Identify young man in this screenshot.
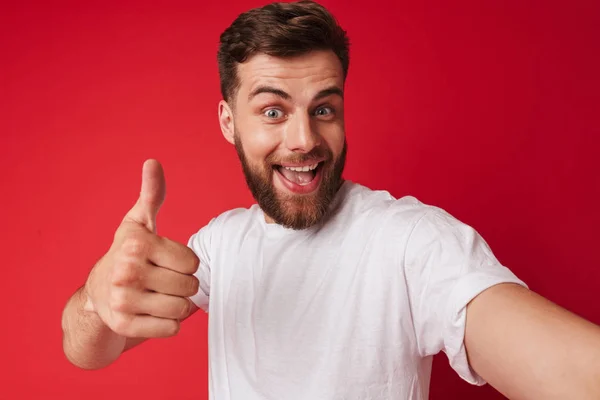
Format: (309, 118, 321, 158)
(61, 1, 600, 399)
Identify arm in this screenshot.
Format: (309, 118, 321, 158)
(61, 286, 126, 370)
(61, 285, 199, 370)
(465, 283, 600, 399)
(62, 160, 202, 370)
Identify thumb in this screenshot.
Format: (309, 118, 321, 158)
(124, 159, 166, 232)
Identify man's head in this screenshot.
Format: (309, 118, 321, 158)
(216, 1, 350, 230)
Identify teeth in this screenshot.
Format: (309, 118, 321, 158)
(283, 163, 318, 172)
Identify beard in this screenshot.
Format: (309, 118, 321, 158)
(234, 132, 347, 230)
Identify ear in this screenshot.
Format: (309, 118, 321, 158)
(218, 100, 235, 145)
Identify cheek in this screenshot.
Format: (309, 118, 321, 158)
(321, 124, 345, 156)
(239, 124, 281, 164)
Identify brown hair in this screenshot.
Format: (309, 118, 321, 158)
(217, 0, 350, 103)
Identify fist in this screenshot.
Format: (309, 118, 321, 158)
(84, 159, 200, 338)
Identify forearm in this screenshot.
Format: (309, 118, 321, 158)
(466, 283, 600, 399)
(61, 286, 126, 370)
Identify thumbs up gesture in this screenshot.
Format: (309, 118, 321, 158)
(84, 160, 200, 338)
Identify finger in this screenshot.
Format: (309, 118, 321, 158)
(148, 236, 200, 275)
(109, 312, 180, 338)
(110, 287, 191, 320)
(124, 159, 166, 233)
(143, 265, 200, 297)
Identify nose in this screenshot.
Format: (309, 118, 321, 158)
(283, 112, 321, 153)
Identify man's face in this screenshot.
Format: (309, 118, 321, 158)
(219, 50, 346, 230)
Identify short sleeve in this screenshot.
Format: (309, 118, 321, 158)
(403, 208, 527, 385)
(187, 218, 216, 313)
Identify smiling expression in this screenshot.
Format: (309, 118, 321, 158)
(218, 50, 347, 230)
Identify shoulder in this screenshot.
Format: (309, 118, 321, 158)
(210, 205, 260, 230)
(188, 205, 260, 248)
(341, 181, 438, 232)
(340, 182, 480, 253)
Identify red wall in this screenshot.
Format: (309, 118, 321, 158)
(2, 0, 599, 398)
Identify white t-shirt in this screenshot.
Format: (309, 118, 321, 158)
(188, 181, 526, 400)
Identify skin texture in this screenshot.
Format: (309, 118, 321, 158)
(465, 283, 600, 399)
(218, 50, 347, 229)
(62, 160, 201, 369)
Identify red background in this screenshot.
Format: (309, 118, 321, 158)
(1, 0, 599, 399)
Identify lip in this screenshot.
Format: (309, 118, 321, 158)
(278, 158, 326, 168)
(273, 162, 323, 194)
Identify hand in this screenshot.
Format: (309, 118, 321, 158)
(84, 159, 200, 338)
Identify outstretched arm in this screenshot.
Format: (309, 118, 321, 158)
(465, 283, 600, 399)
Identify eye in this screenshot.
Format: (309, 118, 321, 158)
(314, 106, 334, 117)
(264, 109, 284, 119)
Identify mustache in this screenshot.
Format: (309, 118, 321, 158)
(266, 147, 332, 165)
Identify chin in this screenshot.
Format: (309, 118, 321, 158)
(269, 189, 330, 230)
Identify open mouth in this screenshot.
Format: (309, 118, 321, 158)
(271, 161, 325, 194)
(273, 162, 322, 186)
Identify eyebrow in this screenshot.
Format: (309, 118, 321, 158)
(248, 85, 344, 102)
(248, 86, 291, 101)
(314, 86, 344, 100)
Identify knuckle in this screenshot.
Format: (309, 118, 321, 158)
(108, 289, 130, 312)
(111, 260, 139, 286)
(178, 247, 199, 274)
(122, 236, 148, 258)
(166, 320, 180, 336)
(187, 276, 200, 297)
(178, 298, 191, 319)
(111, 314, 133, 336)
(189, 252, 200, 273)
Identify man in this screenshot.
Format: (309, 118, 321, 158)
(61, 1, 600, 399)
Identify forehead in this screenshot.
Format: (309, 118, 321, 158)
(236, 50, 344, 102)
